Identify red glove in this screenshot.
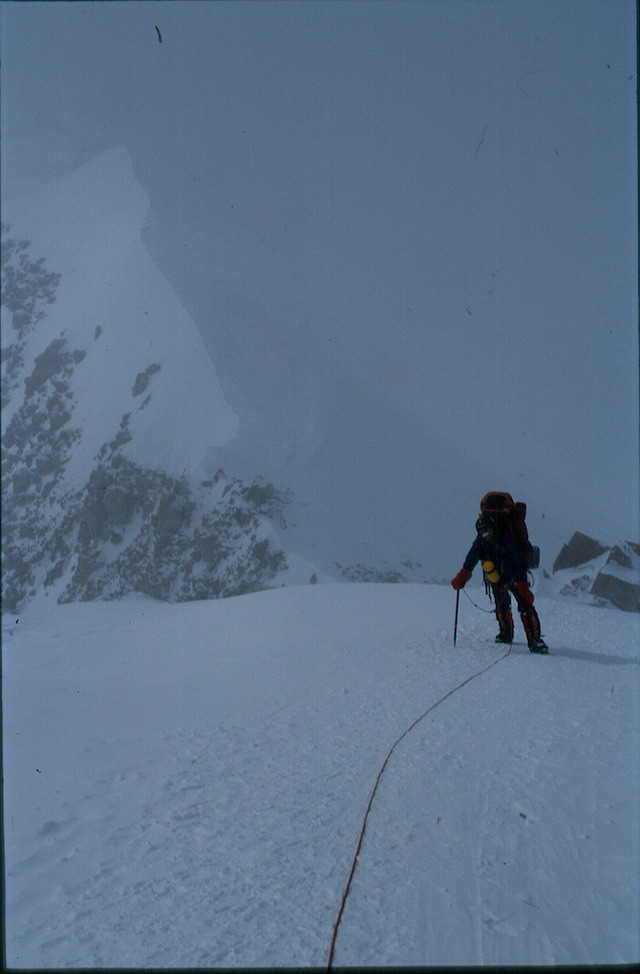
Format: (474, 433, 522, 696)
(451, 569, 472, 590)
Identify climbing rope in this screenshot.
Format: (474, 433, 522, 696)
(463, 587, 495, 612)
(327, 642, 512, 970)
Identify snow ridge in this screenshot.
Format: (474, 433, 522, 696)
(1, 154, 297, 611)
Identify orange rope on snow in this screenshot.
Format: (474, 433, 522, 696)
(327, 643, 513, 970)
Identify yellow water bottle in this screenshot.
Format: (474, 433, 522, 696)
(482, 560, 500, 583)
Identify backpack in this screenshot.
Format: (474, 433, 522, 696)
(480, 491, 540, 570)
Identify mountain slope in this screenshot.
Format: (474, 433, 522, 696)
(1, 149, 297, 611)
(2, 147, 238, 479)
(3, 148, 637, 611)
(3, 584, 639, 967)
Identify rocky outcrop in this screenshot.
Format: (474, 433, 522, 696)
(1, 337, 291, 610)
(58, 461, 289, 605)
(552, 532, 640, 612)
(590, 543, 640, 613)
(552, 532, 610, 572)
(1, 231, 290, 612)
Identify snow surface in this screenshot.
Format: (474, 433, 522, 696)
(3, 582, 639, 968)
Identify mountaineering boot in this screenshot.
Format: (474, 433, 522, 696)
(520, 607, 548, 654)
(528, 634, 549, 654)
(495, 630, 513, 644)
(495, 602, 514, 644)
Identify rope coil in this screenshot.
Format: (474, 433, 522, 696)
(327, 643, 512, 970)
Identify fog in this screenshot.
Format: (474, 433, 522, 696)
(2, 0, 637, 573)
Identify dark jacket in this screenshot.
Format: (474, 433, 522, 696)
(463, 532, 527, 583)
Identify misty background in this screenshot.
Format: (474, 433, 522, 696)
(1, 0, 637, 580)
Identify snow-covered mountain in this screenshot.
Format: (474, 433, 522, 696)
(0, 148, 492, 611)
(1, 149, 317, 611)
(2, 147, 240, 476)
(2, 148, 638, 613)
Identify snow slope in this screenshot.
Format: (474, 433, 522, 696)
(3, 583, 638, 968)
(2, 147, 238, 485)
(2, 152, 300, 611)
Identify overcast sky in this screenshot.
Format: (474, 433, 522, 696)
(1, 0, 638, 564)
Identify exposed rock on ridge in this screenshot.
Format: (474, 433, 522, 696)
(552, 532, 640, 612)
(1, 226, 290, 613)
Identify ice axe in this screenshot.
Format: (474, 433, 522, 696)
(453, 588, 460, 646)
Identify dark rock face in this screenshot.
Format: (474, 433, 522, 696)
(58, 459, 289, 606)
(590, 570, 640, 613)
(552, 533, 640, 613)
(552, 532, 610, 572)
(589, 542, 640, 613)
(1, 227, 63, 410)
(2, 327, 84, 611)
(1, 230, 290, 613)
(605, 544, 634, 570)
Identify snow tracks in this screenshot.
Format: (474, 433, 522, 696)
(3, 586, 639, 966)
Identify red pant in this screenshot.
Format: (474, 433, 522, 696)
(492, 580, 539, 641)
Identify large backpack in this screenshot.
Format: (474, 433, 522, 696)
(480, 491, 540, 570)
